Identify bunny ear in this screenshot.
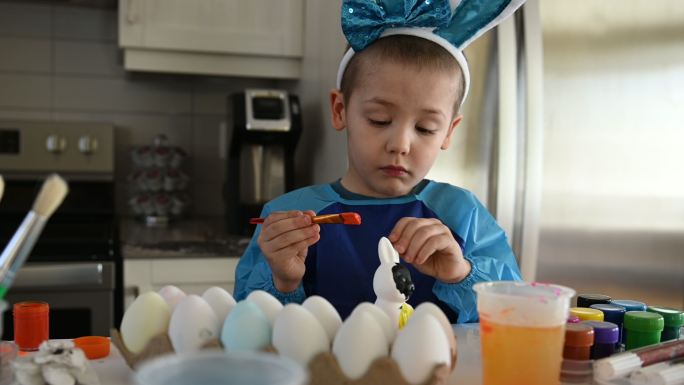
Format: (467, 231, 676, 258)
(378, 237, 400, 265)
(436, 0, 526, 50)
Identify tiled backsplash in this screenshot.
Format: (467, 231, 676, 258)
(0, 2, 278, 216)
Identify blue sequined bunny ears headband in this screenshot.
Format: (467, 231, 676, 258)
(337, 0, 526, 106)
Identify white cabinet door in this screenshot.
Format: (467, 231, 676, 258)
(120, 0, 304, 57)
(124, 258, 238, 311)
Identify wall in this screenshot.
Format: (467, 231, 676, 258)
(0, 2, 276, 216)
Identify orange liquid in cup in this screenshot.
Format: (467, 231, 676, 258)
(13, 301, 49, 351)
(480, 318, 565, 385)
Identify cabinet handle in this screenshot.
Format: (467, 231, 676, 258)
(126, 0, 139, 24)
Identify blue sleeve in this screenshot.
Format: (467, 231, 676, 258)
(233, 202, 306, 304)
(422, 185, 522, 323)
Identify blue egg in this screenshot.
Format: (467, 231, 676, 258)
(221, 300, 271, 352)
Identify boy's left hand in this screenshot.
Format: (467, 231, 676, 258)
(389, 217, 471, 284)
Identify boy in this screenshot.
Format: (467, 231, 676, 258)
(235, 0, 525, 323)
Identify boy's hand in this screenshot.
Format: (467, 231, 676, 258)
(257, 210, 320, 292)
(389, 217, 471, 284)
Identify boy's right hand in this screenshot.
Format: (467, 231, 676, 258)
(257, 210, 320, 293)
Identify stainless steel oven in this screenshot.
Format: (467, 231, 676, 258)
(0, 121, 122, 339)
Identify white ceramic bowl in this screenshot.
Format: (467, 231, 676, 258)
(135, 350, 307, 385)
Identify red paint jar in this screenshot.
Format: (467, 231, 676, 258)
(13, 301, 49, 351)
(564, 322, 594, 360)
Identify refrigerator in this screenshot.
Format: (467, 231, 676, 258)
(428, 0, 684, 309)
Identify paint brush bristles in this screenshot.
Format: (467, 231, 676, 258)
(0, 175, 4, 203)
(32, 174, 69, 217)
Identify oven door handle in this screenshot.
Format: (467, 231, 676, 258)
(12, 262, 115, 290)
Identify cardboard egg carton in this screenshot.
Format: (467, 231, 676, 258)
(110, 329, 452, 385)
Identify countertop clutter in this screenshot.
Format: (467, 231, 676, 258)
(121, 218, 250, 259)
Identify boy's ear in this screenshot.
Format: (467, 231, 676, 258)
(441, 115, 462, 150)
(329, 89, 347, 131)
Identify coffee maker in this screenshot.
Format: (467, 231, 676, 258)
(226, 89, 302, 235)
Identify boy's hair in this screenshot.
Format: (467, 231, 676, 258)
(339, 35, 467, 117)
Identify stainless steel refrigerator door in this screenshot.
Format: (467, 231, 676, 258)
(536, 0, 684, 308)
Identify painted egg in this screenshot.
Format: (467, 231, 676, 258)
(220, 300, 271, 352)
(302, 295, 342, 343)
(246, 290, 283, 326)
(391, 313, 451, 384)
(120, 291, 171, 354)
(202, 286, 236, 325)
(272, 304, 329, 366)
(412, 302, 457, 368)
(168, 295, 220, 353)
(332, 308, 389, 379)
(351, 302, 396, 343)
(158, 285, 186, 311)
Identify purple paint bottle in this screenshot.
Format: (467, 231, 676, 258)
(582, 321, 619, 359)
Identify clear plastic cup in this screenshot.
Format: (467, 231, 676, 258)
(474, 281, 575, 385)
(135, 350, 307, 385)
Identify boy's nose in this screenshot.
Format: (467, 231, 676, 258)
(386, 128, 411, 155)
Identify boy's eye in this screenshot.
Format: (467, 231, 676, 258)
(416, 126, 436, 135)
(369, 119, 390, 126)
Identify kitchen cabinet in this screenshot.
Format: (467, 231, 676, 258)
(118, 0, 304, 78)
(124, 258, 239, 310)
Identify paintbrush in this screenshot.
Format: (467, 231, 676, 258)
(0, 175, 4, 204)
(249, 212, 362, 225)
(0, 174, 69, 299)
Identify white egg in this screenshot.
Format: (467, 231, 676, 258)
(391, 313, 451, 385)
(202, 286, 237, 324)
(302, 296, 342, 343)
(273, 304, 329, 366)
(221, 300, 271, 352)
(120, 291, 171, 354)
(246, 290, 283, 326)
(168, 295, 220, 353)
(332, 309, 389, 379)
(157, 285, 186, 311)
(412, 302, 457, 368)
(351, 302, 396, 343)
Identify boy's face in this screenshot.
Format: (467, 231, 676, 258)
(330, 61, 462, 198)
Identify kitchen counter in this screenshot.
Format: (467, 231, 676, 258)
(121, 218, 250, 259)
(92, 324, 485, 385)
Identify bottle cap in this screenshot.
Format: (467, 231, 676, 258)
(570, 307, 604, 321)
(565, 323, 595, 347)
(611, 299, 647, 312)
(582, 321, 620, 344)
(624, 311, 664, 332)
(577, 294, 612, 308)
(590, 303, 626, 325)
(73, 336, 110, 359)
(13, 301, 49, 316)
(647, 306, 684, 328)
(567, 314, 581, 324)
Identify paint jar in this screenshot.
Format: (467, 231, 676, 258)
(563, 323, 594, 360)
(624, 311, 664, 350)
(474, 281, 575, 385)
(567, 314, 581, 324)
(611, 299, 647, 312)
(590, 303, 626, 344)
(582, 321, 619, 359)
(646, 306, 684, 342)
(13, 301, 49, 351)
(570, 307, 604, 322)
(576, 293, 611, 308)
